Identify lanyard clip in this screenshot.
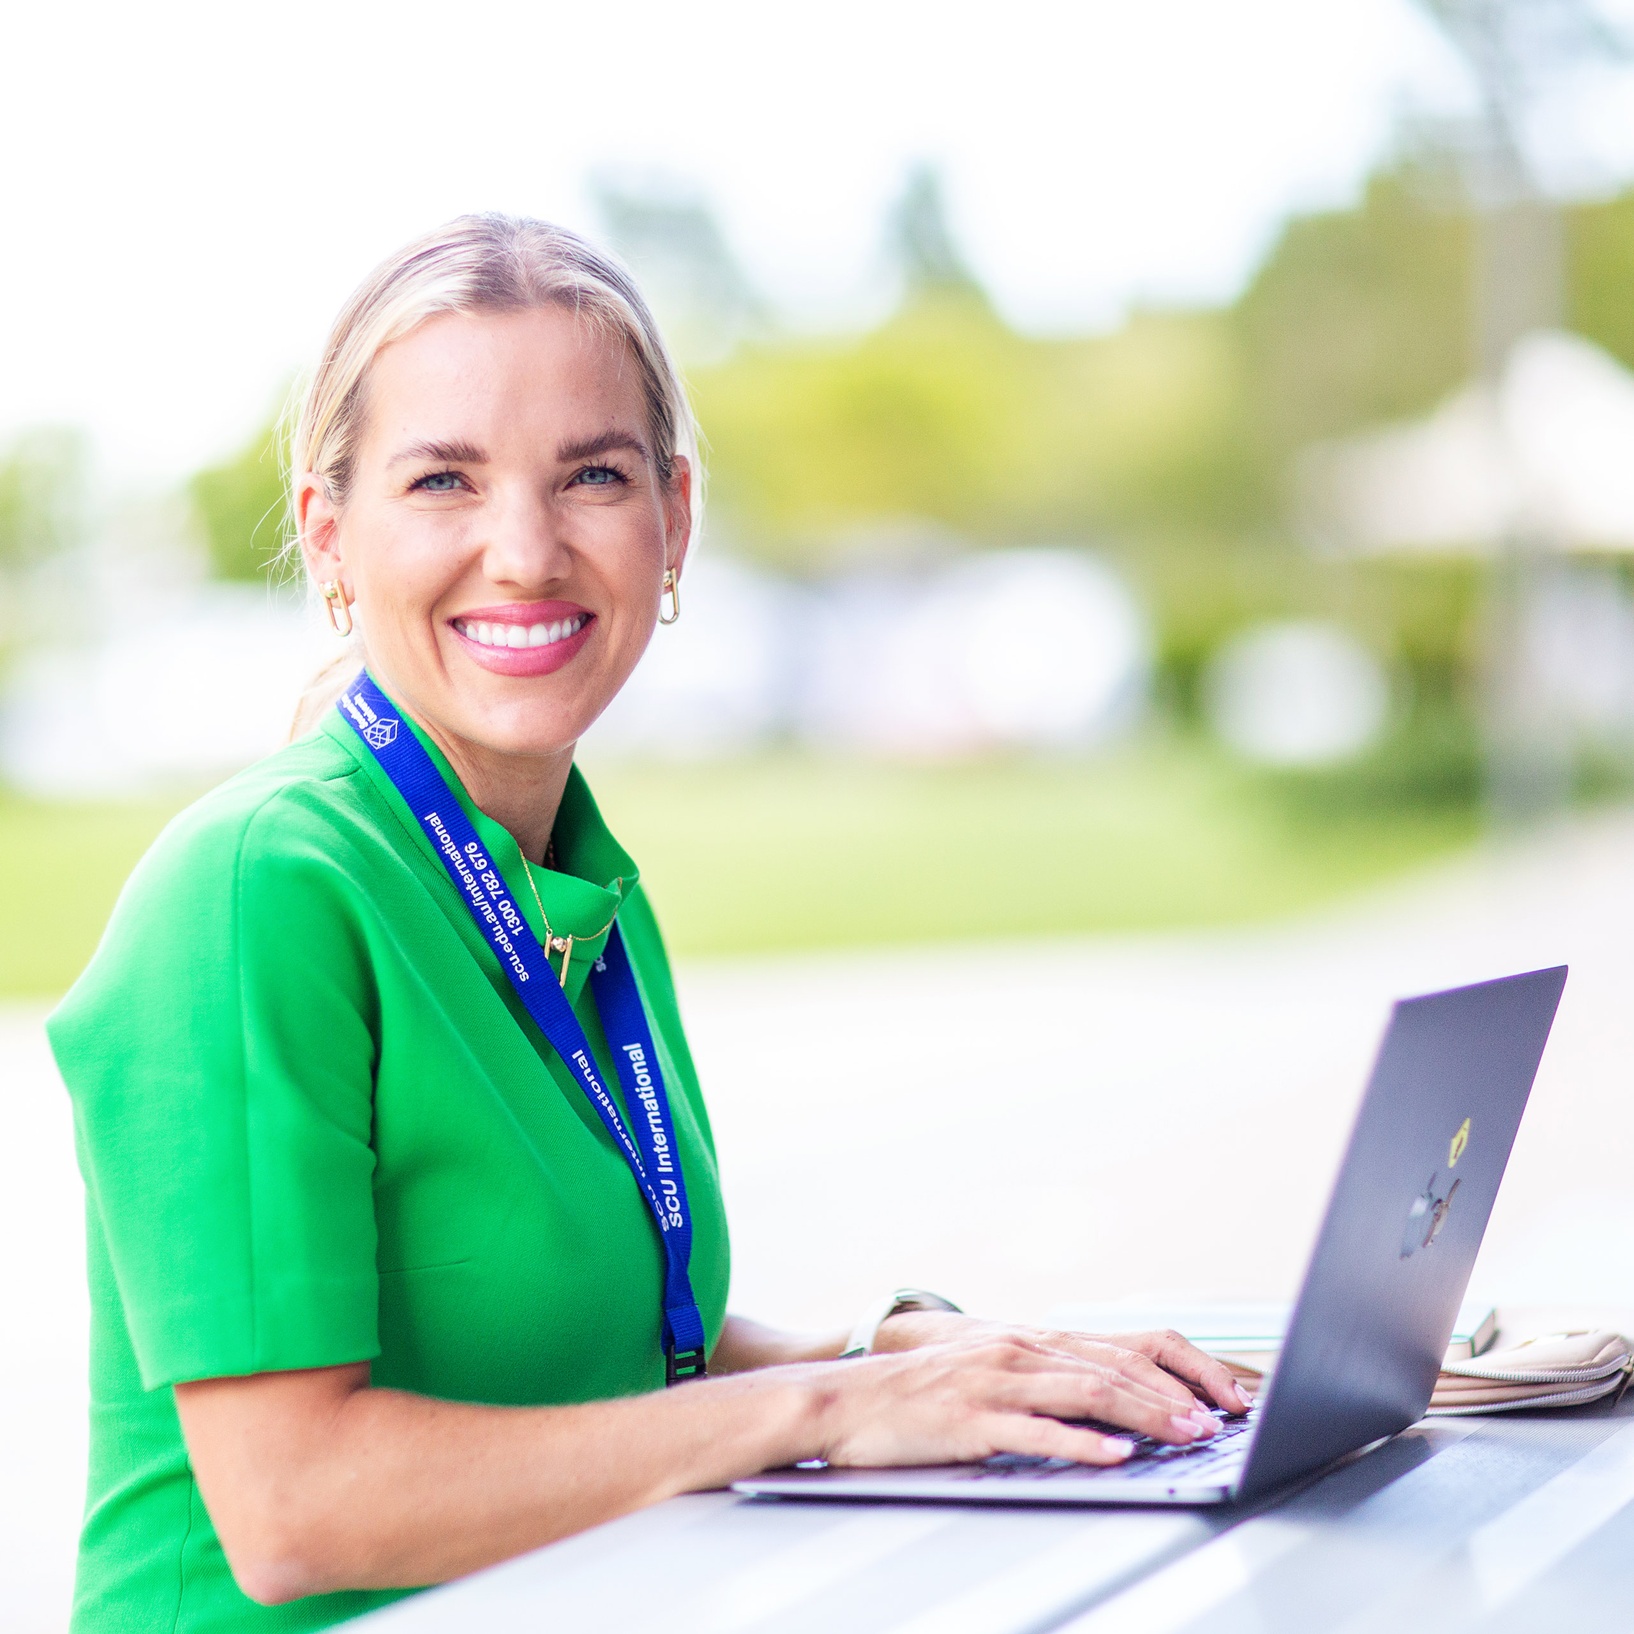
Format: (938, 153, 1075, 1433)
(665, 1345, 708, 1386)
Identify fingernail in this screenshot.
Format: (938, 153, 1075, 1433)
(1190, 1411, 1218, 1437)
(1104, 1437, 1135, 1458)
(1169, 1414, 1202, 1438)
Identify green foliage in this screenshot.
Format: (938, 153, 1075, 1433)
(690, 157, 1501, 570)
(1568, 189, 1634, 370)
(1234, 164, 1475, 455)
(1268, 699, 1485, 819)
(0, 427, 89, 573)
(189, 416, 287, 581)
(692, 293, 1266, 559)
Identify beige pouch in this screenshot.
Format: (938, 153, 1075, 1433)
(1214, 1330, 1633, 1416)
(1426, 1329, 1634, 1416)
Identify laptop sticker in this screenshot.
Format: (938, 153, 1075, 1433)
(1401, 1116, 1470, 1258)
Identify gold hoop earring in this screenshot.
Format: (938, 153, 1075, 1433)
(659, 568, 681, 625)
(321, 580, 354, 638)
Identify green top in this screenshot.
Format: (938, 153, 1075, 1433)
(47, 705, 731, 1634)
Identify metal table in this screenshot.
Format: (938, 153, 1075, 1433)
(352, 1393, 1634, 1633)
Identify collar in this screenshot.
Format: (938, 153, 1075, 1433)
(323, 699, 637, 1006)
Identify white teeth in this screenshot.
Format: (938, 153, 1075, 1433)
(457, 615, 586, 650)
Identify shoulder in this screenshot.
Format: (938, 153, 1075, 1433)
(118, 729, 379, 911)
(51, 732, 387, 1050)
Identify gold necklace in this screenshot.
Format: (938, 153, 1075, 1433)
(521, 839, 621, 989)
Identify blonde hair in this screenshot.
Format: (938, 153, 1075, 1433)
(286, 212, 697, 734)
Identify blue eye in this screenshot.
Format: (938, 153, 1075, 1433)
(414, 470, 463, 492)
(574, 465, 625, 487)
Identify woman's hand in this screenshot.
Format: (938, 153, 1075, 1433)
(864, 1311, 1245, 1424)
(798, 1319, 1250, 1471)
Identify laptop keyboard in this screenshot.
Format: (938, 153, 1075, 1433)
(966, 1406, 1257, 1483)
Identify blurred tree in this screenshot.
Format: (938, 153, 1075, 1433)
(593, 177, 763, 362)
(1569, 190, 1634, 367)
(0, 427, 89, 573)
(691, 299, 1265, 557)
(695, 161, 1267, 557)
(888, 165, 985, 298)
(1234, 160, 1474, 457)
(188, 415, 285, 580)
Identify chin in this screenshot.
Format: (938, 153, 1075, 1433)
(453, 691, 599, 759)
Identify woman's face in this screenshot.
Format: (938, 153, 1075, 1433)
(299, 305, 689, 764)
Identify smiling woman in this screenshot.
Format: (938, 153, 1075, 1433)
(45, 215, 1246, 1634)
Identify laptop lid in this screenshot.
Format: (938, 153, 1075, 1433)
(1238, 965, 1567, 1498)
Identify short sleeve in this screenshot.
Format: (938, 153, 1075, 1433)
(49, 788, 382, 1390)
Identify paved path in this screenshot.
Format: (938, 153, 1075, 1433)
(6, 811, 1634, 1630)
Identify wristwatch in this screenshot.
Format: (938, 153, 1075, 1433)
(841, 1288, 963, 1358)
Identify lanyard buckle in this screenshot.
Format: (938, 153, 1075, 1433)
(665, 1345, 708, 1386)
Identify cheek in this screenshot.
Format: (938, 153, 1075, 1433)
(591, 511, 667, 612)
(353, 512, 472, 625)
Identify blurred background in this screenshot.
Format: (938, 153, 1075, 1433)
(6, 0, 1634, 980)
(6, 0, 1634, 1626)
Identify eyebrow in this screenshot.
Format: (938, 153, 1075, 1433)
(386, 430, 652, 468)
(388, 438, 488, 468)
(557, 429, 651, 465)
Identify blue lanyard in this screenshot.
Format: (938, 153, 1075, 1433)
(338, 672, 707, 1384)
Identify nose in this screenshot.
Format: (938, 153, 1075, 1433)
(480, 481, 574, 592)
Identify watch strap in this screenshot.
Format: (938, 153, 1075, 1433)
(841, 1287, 962, 1358)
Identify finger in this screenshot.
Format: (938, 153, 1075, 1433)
(1111, 1330, 1253, 1414)
(978, 1343, 1211, 1432)
(976, 1410, 1137, 1467)
(989, 1360, 1219, 1444)
(1034, 1334, 1202, 1413)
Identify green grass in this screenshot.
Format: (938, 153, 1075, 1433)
(0, 793, 193, 998)
(0, 740, 1481, 998)
(589, 741, 1479, 957)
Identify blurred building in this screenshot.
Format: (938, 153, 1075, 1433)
(0, 582, 329, 797)
(797, 549, 1151, 758)
(1299, 330, 1634, 756)
(1299, 331, 1634, 556)
(590, 547, 1154, 763)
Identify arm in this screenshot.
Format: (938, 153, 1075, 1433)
(177, 1322, 1246, 1605)
(174, 1360, 816, 1604)
(707, 1312, 848, 1371)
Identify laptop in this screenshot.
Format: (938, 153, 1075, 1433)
(736, 965, 1567, 1508)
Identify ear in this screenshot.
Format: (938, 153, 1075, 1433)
(295, 472, 346, 589)
(663, 454, 694, 581)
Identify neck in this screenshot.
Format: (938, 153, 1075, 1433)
(360, 662, 576, 864)
(410, 715, 575, 867)
(441, 731, 575, 865)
